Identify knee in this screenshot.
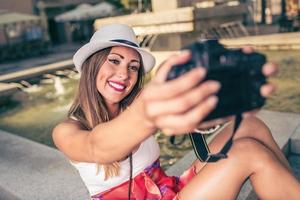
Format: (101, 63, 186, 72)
(229, 138, 275, 169)
(239, 116, 272, 140)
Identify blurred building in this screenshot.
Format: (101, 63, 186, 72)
(0, 11, 50, 62)
(253, 0, 299, 23)
(121, 0, 152, 12)
(0, 0, 103, 44)
(0, 0, 36, 14)
(55, 2, 118, 43)
(94, 0, 251, 51)
(250, 0, 300, 32)
(51, 0, 156, 44)
(36, 0, 103, 44)
(1, 0, 299, 45)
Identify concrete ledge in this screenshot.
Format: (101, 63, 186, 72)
(0, 185, 21, 200)
(0, 60, 73, 83)
(0, 130, 89, 200)
(291, 125, 300, 154)
(0, 83, 20, 97)
(257, 110, 300, 155)
(221, 32, 300, 50)
(289, 155, 300, 179)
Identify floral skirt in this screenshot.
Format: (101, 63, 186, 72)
(91, 159, 196, 200)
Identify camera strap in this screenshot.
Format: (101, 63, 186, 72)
(189, 114, 242, 162)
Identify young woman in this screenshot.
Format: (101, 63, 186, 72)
(53, 24, 300, 200)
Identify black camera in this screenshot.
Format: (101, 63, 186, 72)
(166, 39, 267, 121)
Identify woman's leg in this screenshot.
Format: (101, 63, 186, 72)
(179, 138, 300, 200)
(194, 116, 291, 172)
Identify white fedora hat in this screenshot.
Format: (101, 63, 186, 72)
(73, 24, 155, 73)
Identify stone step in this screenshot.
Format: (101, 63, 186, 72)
(0, 186, 21, 200)
(291, 125, 300, 155)
(0, 59, 73, 83)
(0, 130, 89, 200)
(289, 155, 300, 180)
(0, 83, 20, 99)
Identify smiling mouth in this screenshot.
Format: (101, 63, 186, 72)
(108, 81, 126, 92)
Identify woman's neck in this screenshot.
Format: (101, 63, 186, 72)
(107, 103, 120, 119)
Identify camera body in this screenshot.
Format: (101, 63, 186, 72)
(166, 39, 267, 121)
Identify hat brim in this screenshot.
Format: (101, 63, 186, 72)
(73, 40, 155, 73)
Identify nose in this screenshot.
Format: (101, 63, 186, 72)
(116, 65, 129, 80)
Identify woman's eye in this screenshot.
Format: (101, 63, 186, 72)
(108, 59, 120, 65)
(129, 66, 139, 72)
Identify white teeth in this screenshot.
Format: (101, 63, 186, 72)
(108, 81, 125, 90)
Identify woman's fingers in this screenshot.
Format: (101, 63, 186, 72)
(144, 47, 280, 136)
(244, 62, 278, 115)
(260, 83, 276, 97)
(144, 67, 206, 101)
(241, 46, 254, 54)
(260, 63, 278, 97)
(262, 62, 279, 77)
(241, 47, 278, 77)
(145, 80, 220, 117)
(157, 96, 219, 135)
(141, 51, 216, 135)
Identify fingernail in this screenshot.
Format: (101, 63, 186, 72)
(180, 50, 191, 56)
(263, 63, 278, 76)
(210, 81, 221, 91)
(208, 96, 218, 106)
(261, 84, 276, 97)
(196, 67, 206, 76)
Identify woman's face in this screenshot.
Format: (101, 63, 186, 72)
(96, 46, 141, 106)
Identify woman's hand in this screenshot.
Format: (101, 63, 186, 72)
(141, 51, 221, 135)
(242, 46, 278, 117)
(140, 47, 278, 135)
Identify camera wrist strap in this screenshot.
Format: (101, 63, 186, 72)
(189, 114, 243, 162)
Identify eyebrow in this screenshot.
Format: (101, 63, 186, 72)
(109, 53, 140, 63)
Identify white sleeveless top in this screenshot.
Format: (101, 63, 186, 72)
(70, 136, 160, 196)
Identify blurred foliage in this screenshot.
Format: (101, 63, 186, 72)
(262, 50, 300, 113)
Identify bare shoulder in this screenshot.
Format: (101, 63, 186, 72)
(53, 119, 81, 137)
(52, 119, 87, 148)
(52, 119, 93, 162)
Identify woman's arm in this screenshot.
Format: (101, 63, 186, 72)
(53, 49, 278, 165)
(52, 103, 155, 164)
(53, 51, 220, 164)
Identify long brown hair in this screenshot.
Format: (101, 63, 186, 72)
(68, 47, 145, 179)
